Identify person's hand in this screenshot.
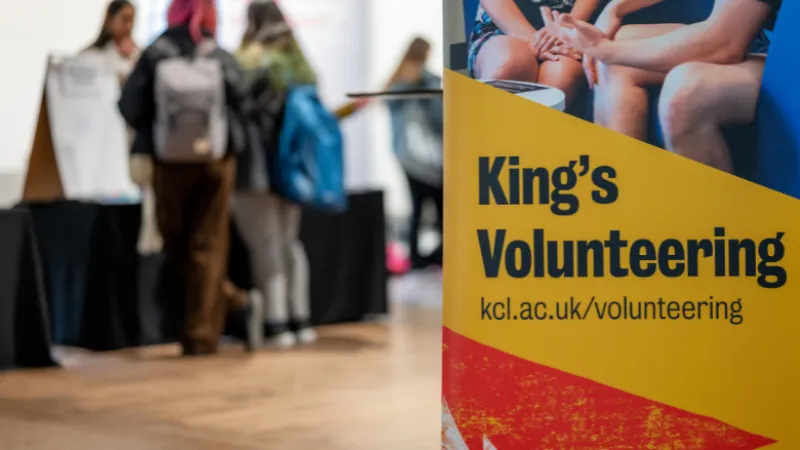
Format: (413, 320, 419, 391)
(129, 154, 153, 187)
(583, 8, 622, 88)
(594, 6, 623, 40)
(582, 55, 599, 87)
(540, 44, 583, 62)
(557, 14, 610, 58)
(530, 6, 561, 56)
(117, 37, 137, 59)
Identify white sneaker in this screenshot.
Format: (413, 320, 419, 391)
(296, 328, 318, 345)
(267, 331, 297, 349)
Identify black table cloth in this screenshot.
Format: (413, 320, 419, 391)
(0, 209, 56, 370)
(229, 190, 389, 327)
(15, 190, 388, 352)
(21, 201, 143, 351)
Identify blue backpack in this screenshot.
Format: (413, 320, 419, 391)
(274, 85, 347, 212)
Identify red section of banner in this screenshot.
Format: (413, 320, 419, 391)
(443, 327, 775, 449)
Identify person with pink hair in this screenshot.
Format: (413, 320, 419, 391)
(119, 0, 263, 356)
(166, 0, 218, 43)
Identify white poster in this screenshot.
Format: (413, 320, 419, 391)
(46, 52, 139, 201)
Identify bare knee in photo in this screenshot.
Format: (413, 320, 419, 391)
(539, 58, 584, 106)
(593, 24, 682, 138)
(474, 36, 540, 82)
(658, 58, 765, 172)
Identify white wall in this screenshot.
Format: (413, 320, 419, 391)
(367, 0, 443, 220)
(0, 3, 46, 174)
(0, 0, 110, 205)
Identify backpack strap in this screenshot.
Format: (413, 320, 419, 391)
(152, 37, 216, 59)
(152, 37, 181, 58)
(195, 39, 218, 58)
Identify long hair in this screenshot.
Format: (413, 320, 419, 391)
(387, 37, 431, 88)
(240, 0, 291, 48)
(167, 0, 218, 42)
(91, 0, 134, 49)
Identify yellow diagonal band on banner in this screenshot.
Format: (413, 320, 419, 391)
(443, 69, 800, 447)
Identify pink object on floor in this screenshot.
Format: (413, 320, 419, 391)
(386, 242, 411, 274)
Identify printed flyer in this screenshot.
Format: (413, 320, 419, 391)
(442, 0, 798, 448)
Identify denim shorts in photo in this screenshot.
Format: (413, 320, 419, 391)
(749, 30, 771, 56)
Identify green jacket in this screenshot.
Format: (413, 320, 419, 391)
(233, 37, 317, 192)
(235, 37, 316, 93)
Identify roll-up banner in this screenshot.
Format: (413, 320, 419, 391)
(442, 0, 798, 448)
(137, 0, 372, 190)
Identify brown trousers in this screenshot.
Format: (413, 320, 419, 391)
(153, 156, 245, 354)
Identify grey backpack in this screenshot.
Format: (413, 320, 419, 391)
(152, 38, 227, 162)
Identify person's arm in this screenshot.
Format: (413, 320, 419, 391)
(118, 48, 156, 129)
(218, 50, 247, 113)
(560, 0, 772, 73)
(593, 0, 667, 38)
(287, 37, 318, 85)
(480, 0, 538, 41)
(538, 0, 602, 61)
(333, 99, 367, 120)
(605, 0, 668, 19)
(575, 0, 666, 86)
(215, 49, 249, 156)
(569, 0, 604, 22)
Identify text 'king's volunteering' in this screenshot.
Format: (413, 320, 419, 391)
(477, 156, 787, 289)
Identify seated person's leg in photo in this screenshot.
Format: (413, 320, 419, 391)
(658, 56, 765, 173)
(559, 0, 780, 172)
(594, 24, 680, 140)
(468, 0, 603, 106)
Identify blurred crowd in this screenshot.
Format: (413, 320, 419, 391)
(89, 0, 442, 357)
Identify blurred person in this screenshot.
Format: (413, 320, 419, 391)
(557, 0, 782, 173)
(87, 0, 164, 255)
(118, 0, 263, 356)
(86, 0, 139, 78)
(386, 37, 444, 271)
(469, 0, 603, 105)
(232, 0, 318, 348)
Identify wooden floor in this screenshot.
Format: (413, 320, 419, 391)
(0, 303, 442, 449)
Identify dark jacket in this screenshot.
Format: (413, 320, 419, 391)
(233, 39, 317, 191)
(387, 70, 443, 158)
(118, 25, 247, 158)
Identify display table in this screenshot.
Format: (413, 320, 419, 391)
(9, 192, 388, 352)
(19, 201, 143, 351)
(0, 209, 56, 370)
(230, 190, 389, 327)
(15, 191, 388, 352)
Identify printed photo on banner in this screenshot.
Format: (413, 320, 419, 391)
(451, 0, 794, 196)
